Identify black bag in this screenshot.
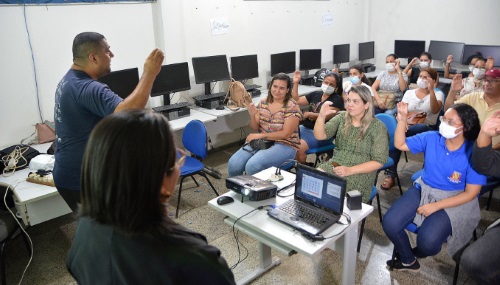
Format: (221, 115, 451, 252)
(248, 139, 275, 150)
(0, 145, 40, 175)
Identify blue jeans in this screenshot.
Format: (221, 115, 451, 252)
(382, 185, 452, 264)
(299, 125, 333, 149)
(228, 142, 297, 176)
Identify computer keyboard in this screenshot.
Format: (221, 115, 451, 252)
(193, 92, 226, 102)
(152, 102, 191, 113)
(281, 201, 330, 228)
(244, 84, 262, 90)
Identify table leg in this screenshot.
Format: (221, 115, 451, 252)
(237, 242, 281, 285)
(341, 224, 358, 285)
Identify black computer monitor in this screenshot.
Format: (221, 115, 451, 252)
(151, 62, 191, 106)
(230, 54, 259, 81)
(333, 44, 350, 65)
(270, 51, 296, 76)
(299, 49, 322, 71)
(359, 41, 375, 61)
(428, 40, 464, 63)
(98, 68, 139, 99)
(394, 40, 426, 59)
(462, 44, 500, 66)
(192, 55, 231, 94)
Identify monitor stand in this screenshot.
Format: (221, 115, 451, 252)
(162, 93, 171, 106)
(204, 82, 212, 95)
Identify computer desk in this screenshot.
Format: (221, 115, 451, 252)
(0, 143, 71, 226)
(167, 109, 217, 131)
(208, 167, 373, 285)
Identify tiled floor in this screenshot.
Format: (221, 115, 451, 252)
(3, 144, 499, 284)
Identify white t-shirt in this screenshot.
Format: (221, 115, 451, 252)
(402, 89, 444, 125)
(343, 81, 375, 97)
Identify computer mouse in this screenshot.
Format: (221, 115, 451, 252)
(215, 106, 225, 110)
(217, 196, 234, 205)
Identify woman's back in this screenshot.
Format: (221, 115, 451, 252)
(67, 217, 235, 285)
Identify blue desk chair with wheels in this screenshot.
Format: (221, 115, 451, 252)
(176, 120, 219, 218)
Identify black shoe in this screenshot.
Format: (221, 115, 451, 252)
(386, 258, 420, 273)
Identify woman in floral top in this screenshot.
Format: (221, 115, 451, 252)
(228, 73, 302, 176)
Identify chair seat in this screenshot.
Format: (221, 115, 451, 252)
(180, 156, 204, 176)
(306, 143, 335, 155)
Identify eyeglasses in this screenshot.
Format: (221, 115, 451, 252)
(170, 148, 186, 171)
(439, 116, 462, 127)
(483, 78, 500, 85)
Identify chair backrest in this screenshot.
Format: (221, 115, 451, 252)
(182, 120, 208, 159)
(375, 113, 397, 152)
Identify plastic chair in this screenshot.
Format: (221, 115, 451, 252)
(389, 223, 460, 285)
(357, 185, 382, 252)
(176, 120, 219, 218)
(375, 114, 403, 195)
(305, 143, 336, 167)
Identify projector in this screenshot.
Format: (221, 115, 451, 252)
(226, 175, 277, 201)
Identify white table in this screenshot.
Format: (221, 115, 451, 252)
(208, 167, 373, 285)
(0, 143, 71, 226)
(168, 109, 218, 131)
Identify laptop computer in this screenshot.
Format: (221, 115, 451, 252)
(267, 164, 347, 236)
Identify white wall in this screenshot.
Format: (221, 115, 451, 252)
(1, 0, 499, 149)
(368, 0, 500, 67)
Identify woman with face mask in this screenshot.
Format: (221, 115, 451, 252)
(403, 52, 433, 84)
(372, 54, 408, 115)
(292, 70, 344, 164)
(444, 54, 495, 79)
(380, 68, 445, 191)
(383, 103, 485, 273)
(459, 57, 487, 97)
(342, 65, 378, 103)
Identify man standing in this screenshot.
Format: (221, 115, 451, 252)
(54, 32, 164, 211)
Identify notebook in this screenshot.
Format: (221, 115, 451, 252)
(267, 164, 347, 235)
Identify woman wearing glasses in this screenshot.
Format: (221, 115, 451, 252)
(380, 68, 444, 191)
(383, 103, 485, 272)
(291, 70, 344, 164)
(67, 109, 235, 285)
(314, 85, 389, 202)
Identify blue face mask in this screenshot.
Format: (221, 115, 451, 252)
(350, 76, 360, 85)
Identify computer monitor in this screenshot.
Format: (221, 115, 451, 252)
(98, 68, 139, 99)
(394, 40, 426, 59)
(270, 51, 296, 76)
(333, 44, 350, 65)
(462, 44, 500, 66)
(428, 40, 464, 63)
(299, 49, 322, 71)
(151, 62, 191, 106)
(359, 41, 375, 61)
(230, 54, 259, 81)
(192, 55, 231, 94)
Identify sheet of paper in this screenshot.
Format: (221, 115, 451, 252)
(210, 17, 230, 35)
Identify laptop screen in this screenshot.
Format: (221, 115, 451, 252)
(295, 164, 346, 215)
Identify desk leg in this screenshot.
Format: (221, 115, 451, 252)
(237, 242, 281, 285)
(340, 225, 358, 285)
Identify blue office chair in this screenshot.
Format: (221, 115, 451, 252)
(175, 120, 220, 218)
(305, 143, 336, 167)
(375, 113, 403, 195)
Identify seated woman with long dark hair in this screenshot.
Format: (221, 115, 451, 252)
(67, 109, 235, 285)
(383, 103, 486, 272)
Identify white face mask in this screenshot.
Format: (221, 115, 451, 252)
(468, 65, 474, 72)
(419, 61, 430, 69)
(416, 78, 428, 89)
(439, 121, 462, 139)
(386, 63, 395, 72)
(472, 68, 486, 79)
(321, 84, 335, 95)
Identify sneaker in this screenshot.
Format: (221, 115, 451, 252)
(386, 258, 420, 273)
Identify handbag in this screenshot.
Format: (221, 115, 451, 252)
(225, 78, 252, 111)
(374, 91, 396, 109)
(249, 139, 275, 150)
(36, 121, 56, 143)
(406, 111, 427, 126)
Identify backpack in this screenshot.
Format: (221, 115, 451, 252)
(313, 68, 330, 87)
(225, 79, 252, 111)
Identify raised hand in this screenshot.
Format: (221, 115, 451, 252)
(409, 57, 418, 66)
(245, 101, 258, 117)
(450, 74, 463, 94)
(481, 110, 500, 138)
(396, 102, 408, 122)
(293, 70, 301, 84)
(446, 55, 453, 65)
(318, 101, 338, 118)
(143, 48, 164, 76)
(395, 59, 401, 71)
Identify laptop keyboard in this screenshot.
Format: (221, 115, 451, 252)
(280, 201, 330, 228)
